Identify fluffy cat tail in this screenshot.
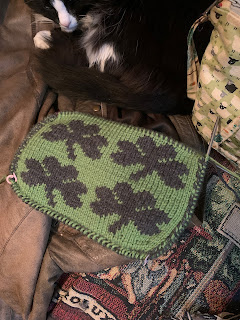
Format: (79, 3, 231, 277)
(36, 50, 191, 114)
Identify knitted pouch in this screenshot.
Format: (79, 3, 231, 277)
(10, 112, 206, 259)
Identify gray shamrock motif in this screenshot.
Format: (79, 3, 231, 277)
(91, 182, 170, 235)
(111, 136, 189, 189)
(21, 156, 87, 208)
(42, 120, 108, 160)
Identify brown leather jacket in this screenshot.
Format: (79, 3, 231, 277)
(0, 1, 205, 319)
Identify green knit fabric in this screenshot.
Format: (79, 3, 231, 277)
(10, 112, 207, 259)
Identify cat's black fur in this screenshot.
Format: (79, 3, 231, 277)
(26, 0, 213, 114)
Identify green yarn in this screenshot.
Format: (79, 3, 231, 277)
(10, 112, 207, 259)
(0, 176, 6, 184)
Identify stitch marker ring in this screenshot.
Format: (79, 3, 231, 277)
(6, 173, 17, 185)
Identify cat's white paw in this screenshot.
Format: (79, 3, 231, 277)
(33, 31, 51, 49)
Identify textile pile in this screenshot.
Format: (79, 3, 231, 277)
(49, 163, 240, 319)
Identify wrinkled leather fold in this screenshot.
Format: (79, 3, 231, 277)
(0, 0, 10, 24)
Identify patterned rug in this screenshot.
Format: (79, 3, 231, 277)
(48, 167, 240, 319)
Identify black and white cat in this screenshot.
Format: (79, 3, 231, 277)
(26, 0, 212, 114)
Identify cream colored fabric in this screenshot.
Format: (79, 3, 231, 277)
(189, 0, 240, 167)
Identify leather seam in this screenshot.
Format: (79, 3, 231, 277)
(47, 237, 103, 270)
(72, 238, 103, 266)
(0, 207, 34, 258)
(26, 12, 48, 114)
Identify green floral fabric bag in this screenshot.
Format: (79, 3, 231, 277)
(188, 0, 240, 168)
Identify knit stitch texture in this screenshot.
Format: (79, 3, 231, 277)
(10, 112, 206, 259)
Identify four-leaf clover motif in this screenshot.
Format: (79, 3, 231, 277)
(91, 182, 170, 235)
(42, 120, 108, 160)
(111, 136, 189, 189)
(21, 156, 87, 208)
